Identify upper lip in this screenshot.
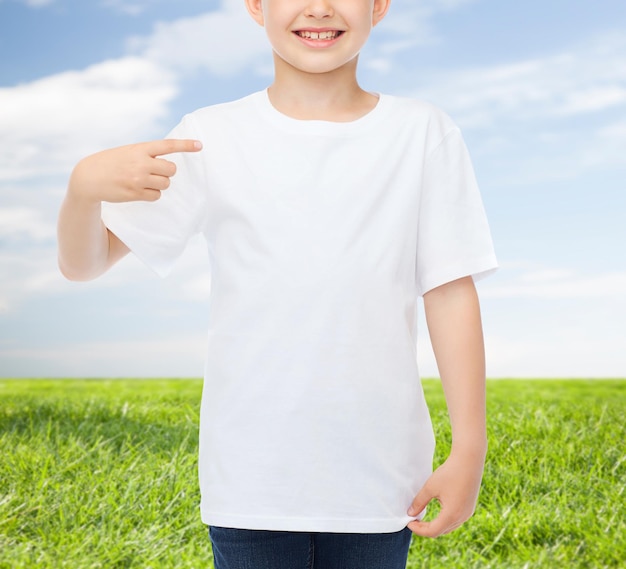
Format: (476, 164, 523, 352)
(293, 27, 344, 33)
(293, 27, 345, 34)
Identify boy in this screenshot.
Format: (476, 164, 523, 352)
(57, 0, 498, 567)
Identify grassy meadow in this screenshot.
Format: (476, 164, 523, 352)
(0, 378, 624, 568)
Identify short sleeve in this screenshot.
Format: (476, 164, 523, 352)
(101, 116, 207, 278)
(415, 128, 498, 296)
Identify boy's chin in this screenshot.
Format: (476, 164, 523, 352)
(273, 53, 360, 77)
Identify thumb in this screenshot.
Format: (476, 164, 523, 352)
(407, 484, 434, 518)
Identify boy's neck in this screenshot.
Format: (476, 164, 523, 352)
(267, 54, 378, 122)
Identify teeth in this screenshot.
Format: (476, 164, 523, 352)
(298, 30, 339, 40)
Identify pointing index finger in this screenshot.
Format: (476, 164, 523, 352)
(147, 139, 203, 157)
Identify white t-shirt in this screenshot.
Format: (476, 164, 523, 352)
(101, 90, 498, 533)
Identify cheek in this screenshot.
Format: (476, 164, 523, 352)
(264, 23, 286, 48)
(264, 14, 292, 38)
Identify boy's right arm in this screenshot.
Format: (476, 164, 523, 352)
(57, 139, 202, 281)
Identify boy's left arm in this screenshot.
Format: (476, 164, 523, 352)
(407, 275, 488, 538)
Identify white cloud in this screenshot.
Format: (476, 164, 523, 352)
(0, 250, 60, 314)
(599, 120, 626, 139)
(101, 0, 145, 15)
(131, 0, 270, 75)
(480, 266, 626, 299)
(0, 56, 178, 181)
(409, 32, 626, 128)
(12, 0, 54, 7)
(483, 331, 626, 378)
(582, 119, 626, 170)
(557, 86, 626, 116)
(0, 207, 56, 241)
(415, 262, 626, 378)
(0, 242, 155, 315)
(378, 0, 476, 35)
(375, 6, 436, 44)
(364, 0, 478, 71)
(0, 224, 209, 315)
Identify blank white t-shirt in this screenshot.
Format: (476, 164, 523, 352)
(101, 90, 498, 533)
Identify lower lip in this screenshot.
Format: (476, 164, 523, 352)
(293, 33, 343, 49)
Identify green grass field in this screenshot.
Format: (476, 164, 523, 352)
(0, 378, 624, 568)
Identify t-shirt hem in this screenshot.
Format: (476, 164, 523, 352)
(201, 511, 417, 534)
(418, 255, 499, 297)
(101, 205, 174, 279)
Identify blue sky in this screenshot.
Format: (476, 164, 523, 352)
(1, 0, 625, 378)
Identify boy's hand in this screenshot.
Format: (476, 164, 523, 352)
(68, 139, 202, 205)
(406, 444, 486, 538)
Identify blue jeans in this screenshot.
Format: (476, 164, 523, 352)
(209, 526, 413, 569)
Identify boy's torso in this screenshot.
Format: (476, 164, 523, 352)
(100, 90, 480, 532)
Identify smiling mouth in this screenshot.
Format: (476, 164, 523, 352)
(295, 30, 344, 40)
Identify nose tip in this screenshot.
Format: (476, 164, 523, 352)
(304, 0, 335, 19)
